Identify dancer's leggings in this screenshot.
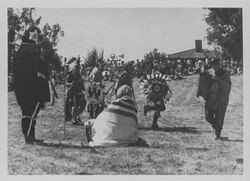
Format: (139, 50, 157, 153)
(20, 101, 41, 137)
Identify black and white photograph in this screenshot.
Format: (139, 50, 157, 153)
(1, 0, 249, 178)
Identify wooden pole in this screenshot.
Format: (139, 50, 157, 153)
(63, 61, 67, 139)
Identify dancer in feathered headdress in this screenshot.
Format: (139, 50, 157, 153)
(65, 57, 86, 125)
(85, 66, 104, 119)
(140, 72, 172, 129)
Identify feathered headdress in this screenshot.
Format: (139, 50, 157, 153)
(67, 57, 80, 72)
(140, 73, 172, 103)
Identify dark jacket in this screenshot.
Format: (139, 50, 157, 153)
(213, 70, 231, 112)
(197, 69, 231, 111)
(13, 42, 50, 106)
(36, 51, 50, 103)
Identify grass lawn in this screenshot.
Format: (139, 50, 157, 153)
(8, 75, 243, 175)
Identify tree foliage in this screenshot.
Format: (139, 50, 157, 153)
(8, 8, 64, 72)
(144, 48, 167, 63)
(8, 8, 41, 61)
(205, 8, 242, 61)
(85, 48, 104, 67)
(42, 23, 64, 47)
(143, 49, 167, 74)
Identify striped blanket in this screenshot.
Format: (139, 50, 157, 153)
(89, 95, 139, 147)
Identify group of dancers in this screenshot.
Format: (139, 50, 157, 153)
(12, 25, 232, 146)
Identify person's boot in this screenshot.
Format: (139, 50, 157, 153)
(29, 120, 44, 144)
(215, 129, 228, 140)
(157, 111, 161, 118)
(51, 97, 55, 106)
(76, 116, 84, 126)
(215, 129, 222, 140)
(144, 105, 149, 116)
(85, 122, 93, 143)
(72, 117, 80, 125)
(24, 134, 34, 144)
(151, 112, 159, 129)
(215, 135, 221, 140)
(89, 105, 94, 119)
(22, 117, 34, 144)
(151, 123, 159, 129)
(65, 103, 72, 122)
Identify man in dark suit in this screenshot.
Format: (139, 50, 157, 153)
(197, 58, 231, 140)
(13, 26, 50, 144)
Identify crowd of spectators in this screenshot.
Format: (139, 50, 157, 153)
(8, 56, 243, 91)
(133, 58, 243, 79)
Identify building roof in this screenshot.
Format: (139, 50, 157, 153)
(168, 48, 221, 59)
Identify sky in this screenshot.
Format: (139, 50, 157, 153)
(35, 8, 212, 61)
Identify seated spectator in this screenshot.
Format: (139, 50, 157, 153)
(87, 85, 144, 147)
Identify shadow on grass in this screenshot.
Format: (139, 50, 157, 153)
(185, 147, 209, 152)
(36, 139, 151, 150)
(75, 171, 95, 175)
(36, 141, 89, 149)
(139, 126, 200, 134)
(228, 139, 243, 142)
(221, 138, 243, 142)
(173, 77, 187, 81)
(128, 137, 151, 148)
(213, 136, 243, 142)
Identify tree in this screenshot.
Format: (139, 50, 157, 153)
(8, 8, 64, 72)
(205, 8, 242, 61)
(8, 8, 20, 73)
(144, 48, 167, 64)
(40, 23, 64, 70)
(8, 8, 41, 66)
(144, 48, 167, 74)
(42, 23, 64, 47)
(85, 48, 104, 68)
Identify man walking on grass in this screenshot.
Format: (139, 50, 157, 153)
(197, 58, 231, 140)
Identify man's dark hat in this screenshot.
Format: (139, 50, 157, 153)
(22, 25, 42, 43)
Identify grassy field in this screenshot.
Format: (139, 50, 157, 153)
(8, 75, 243, 175)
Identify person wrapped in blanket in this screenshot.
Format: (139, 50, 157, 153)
(197, 58, 231, 140)
(65, 60, 86, 125)
(141, 72, 172, 129)
(85, 85, 148, 147)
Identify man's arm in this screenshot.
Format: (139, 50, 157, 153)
(215, 71, 231, 96)
(65, 74, 74, 87)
